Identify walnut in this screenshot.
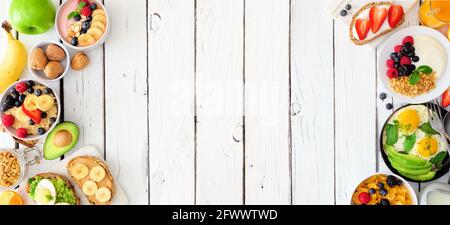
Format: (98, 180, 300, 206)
(29, 48, 47, 70)
(45, 44, 66, 61)
(71, 52, 90, 70)
(44, 61, 64, 79)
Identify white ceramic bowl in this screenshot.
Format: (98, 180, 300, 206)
(420, 183, 450, 205)
(55, 0, 110, 51)
(378, 26, 450, 104)
(350, 173, 418, 205)
(28, 40, 70, 82)
(0, 80, 61, 141)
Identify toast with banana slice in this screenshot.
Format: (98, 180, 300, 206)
(67, 156, 115, 205)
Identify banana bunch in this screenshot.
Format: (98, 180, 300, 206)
(0, 21, 27, 93)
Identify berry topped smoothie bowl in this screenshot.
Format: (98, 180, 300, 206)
(0, 80, 60, 141)
(56, 0, 109, 50)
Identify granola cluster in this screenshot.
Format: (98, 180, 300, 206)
(390, 72, 436, 97)
(0, 151, 21, 187)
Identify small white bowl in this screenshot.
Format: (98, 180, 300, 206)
(55, 0, 110, 51)
(350, 173, 418, 205)
(420, 183, 450, 205)
(28, 41, 70, 82)
(0, 80, 61, 141)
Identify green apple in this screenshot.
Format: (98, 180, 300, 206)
(9, 0, 56, 35)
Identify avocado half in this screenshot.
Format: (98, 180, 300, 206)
(44, 122, 79, 160)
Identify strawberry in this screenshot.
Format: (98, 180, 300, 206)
(16, 128, 28, 138)
(21, 105, 41, 124)
(355, 18, 371, 41)
(388, 5, 404, 28)
(387, 68, 398, 79)
(394, 45, 403, 53)
(369, 6, 388, 33)
(2, 114, 14, 127)
(442, 88, 450, 108)
(80, 6, 92, 17)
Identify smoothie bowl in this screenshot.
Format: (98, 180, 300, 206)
(56, 0, 109, 50)
(0, 80, 60, 141)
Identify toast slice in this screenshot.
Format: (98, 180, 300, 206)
(350, 2, 405, 45)
(26, 173, 80, 205)
(67, 156, 115, 205)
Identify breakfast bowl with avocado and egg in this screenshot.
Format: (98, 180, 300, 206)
(380, 104, 450, 182)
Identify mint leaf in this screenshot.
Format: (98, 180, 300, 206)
(403, 134, 416, 152)
(419, 123, 439, 135)
(67, 12, 80, 20)
(385, 123, 399, 146)
(417, 65, 433, 74)
(408, 70, 420, 85)
(430, 151, 447, 165)
(77, 2, 86, 11)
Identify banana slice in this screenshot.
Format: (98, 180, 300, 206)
(90, 22, 106, 33)
(78, 34, 96, 47)
(14, 109, 29, 122)
(87, 27, 104, 41)
(92, 9, 106, 17)
(89, 166, 106, 182)
(82, 180, 98, 196)
(24, 95, 38, 111)
(94, 187, 111, 203)
(71, 163, 89, 180)
(36, 95, 54, 112)
(92, 15, 107, 25)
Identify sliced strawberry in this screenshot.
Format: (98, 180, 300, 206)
(442, 88, 450, 108)
(355, 18, 371, 41)
(369, 6, 388, 33)
(388, 5, 404, 28)
(21, 105, 41, 124)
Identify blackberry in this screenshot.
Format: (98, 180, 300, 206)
(386, 175, 400, 187)
(5, 95, 16, 108)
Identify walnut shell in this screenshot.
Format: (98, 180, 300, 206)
(29, 48, 48, 70)
(71, 52, 90, 70)
(45, 44, 66, 61)
(44, 61, 64, 79)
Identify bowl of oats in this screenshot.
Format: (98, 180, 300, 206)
(0, 148, 41, 191)
(378, 26, 450, 103)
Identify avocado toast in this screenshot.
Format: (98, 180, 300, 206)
(26, 173, 80, 205)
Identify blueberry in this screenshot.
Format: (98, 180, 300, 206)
(394, 62, 400, 69)
(18, 95, 26, 103)
(74, 15, 81, 21)
(50, 117, 57, 123)
(43, 88, 52, 95)
(34, 89, 42, 96)
(90, 3, 97, 10)
(37, 128, 46, 135)
(10, 91, 19, 100)
(377, 182, 385, 189)
(87, 16, 93, 22)
(412, 56, 420, 62)
(41, 112, 47, 119)
(82, 21, 91, 30)
(14, 100, 22, 107)
(81, 28, 87, 34)
(29, 119, 35, 126)
(379, 93, 387, 100)
(380, 199, 390, 205)
(386, 103, 393, 110)
(26, 80, 34, 87)
(368, 188, 376, 195)
(390, 53, 399, 62)
(380, 189, 388, 196)
(71, 37, 78, 46)
(340, 10, 347, 17)
(345, 4, 352, 10)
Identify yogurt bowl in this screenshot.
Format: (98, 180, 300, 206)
(55, 0, 110, 50)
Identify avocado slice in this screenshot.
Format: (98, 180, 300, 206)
(398, 170, 436, 181)
(388, 153, 432, 170)
(44, 122, 79, 160)
(384, 145, 429, 166)
(390, 160, 431, 176)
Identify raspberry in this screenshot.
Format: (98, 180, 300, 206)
(387, 68, 398, 79)
(394, 45, 403, 53)
(80, 6, 92, 17)
(400, 56, 411, 65)
(358, 192, 371, 204)
(1, 115, 14, 127)
(402, 36, 414, 45)
(15, 82, 28, 93)
(16, 128, 28, 138)
(386, 59, 395, 68)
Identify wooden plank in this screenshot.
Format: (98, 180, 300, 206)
(148, 0, 195, 205)
(104, 0, 148, 205)
(62, 0, 105, 154)
(334, 19, 377, 204)
(244, 0, 291, 204)
(195, 0, 244, 204)
(290, 0, 335, 205)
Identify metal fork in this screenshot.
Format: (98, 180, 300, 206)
(426, 99, 447, 138)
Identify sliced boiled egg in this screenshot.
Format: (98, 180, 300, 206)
(35, 179, 56, 205)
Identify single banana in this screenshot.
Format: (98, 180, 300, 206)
(0, 21, 27, 93)
(95, 187, 111, 203)
(82, 180, 98, 196)
(89, 166, 106, 182)
(71, 163, 89, 180)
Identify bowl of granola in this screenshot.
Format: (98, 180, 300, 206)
(0, 148, 41, 191)
(378, 26, 450, 103)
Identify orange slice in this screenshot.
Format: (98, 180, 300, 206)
(78, 34, 96, 47)
(0, 191, 23, 205)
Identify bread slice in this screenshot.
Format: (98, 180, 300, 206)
(26, 173, 80, 205)
(13, 137, 38, 148)
(350, 2, 405, 45)
(67, 156, 115, 205)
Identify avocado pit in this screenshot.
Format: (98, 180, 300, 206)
(54, 129, 72, 148)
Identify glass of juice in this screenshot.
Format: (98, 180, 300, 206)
(419, 0, 450, 28)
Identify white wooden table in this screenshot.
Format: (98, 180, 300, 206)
(0, 0, 445, 205)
